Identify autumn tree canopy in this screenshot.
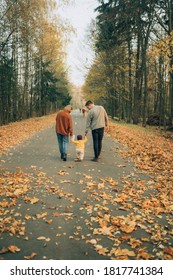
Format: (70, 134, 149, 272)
(0, 0, 72, 125)
(83, 0, 173, 127)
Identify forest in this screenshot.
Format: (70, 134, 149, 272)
(83, 0, 173, 127)
(0, 0, 71, 125)
(1, 0, 173, 129)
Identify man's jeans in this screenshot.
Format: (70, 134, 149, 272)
(57, 133, 69, 156)
(91, 127, 104, 159)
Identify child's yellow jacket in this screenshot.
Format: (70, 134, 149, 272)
(71, 136, 87, 149)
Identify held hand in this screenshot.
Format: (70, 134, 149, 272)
(105, 126, 109, 132)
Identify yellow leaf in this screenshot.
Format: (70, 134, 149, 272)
(100, 226, 113, 235)
(84, 174, 92, 179)
(137, 247, 153, 259)
(95, 247, 109, 255)
(25, 214, 31, 220)
(37, 236, 47, 240)
(30, 197, 39, 204)
(36, 212, 48, 219)
(111, 247, 136, 257)
(120, 221, 136, 233)
(37, 236, 51, 242)
(57, 170, 69, 176)
(86, 239, 97, 245)
(0, 247, 9, 254)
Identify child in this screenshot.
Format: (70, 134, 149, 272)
(71, 135, 87, 162)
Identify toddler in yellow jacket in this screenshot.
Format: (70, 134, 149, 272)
(71, 135, 87, 161)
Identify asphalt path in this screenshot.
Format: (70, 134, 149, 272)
(0, 110, 171, 260)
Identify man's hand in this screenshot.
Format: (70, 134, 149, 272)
(105, 126, 109, 132)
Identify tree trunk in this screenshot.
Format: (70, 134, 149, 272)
(127, 37, 133, 123)
(133, 27, 142, 125)
(158, 55, 164, 127)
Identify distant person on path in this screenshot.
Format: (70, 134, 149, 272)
(55, 105, 73, 161)
(71, 134, 87, 162)
(82, 108, 86, 117)
(85, 100, 109, 162)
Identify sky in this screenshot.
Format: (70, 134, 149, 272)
(57, 0, 98, 87)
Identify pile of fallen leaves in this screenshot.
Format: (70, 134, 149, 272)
(108, 122, 173, 207)
(108, 123, 173, 177)
(0, 114, 56, 154)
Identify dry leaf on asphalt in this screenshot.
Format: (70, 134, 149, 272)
(24, 252, 37, 260)
(8, 245, 21, 253)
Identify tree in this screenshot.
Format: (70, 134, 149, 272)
(0, 0, 72, 125)
(83, 0, 173, 128)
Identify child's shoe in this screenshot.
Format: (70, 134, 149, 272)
(74, 158, 81, 162)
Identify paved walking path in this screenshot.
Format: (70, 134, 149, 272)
(0, 111, 171, 260)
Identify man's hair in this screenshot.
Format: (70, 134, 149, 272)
(77, 135, 82, 140)
(85, 100, 93, 107)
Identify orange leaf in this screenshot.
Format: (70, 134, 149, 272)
(8, 245, 21, 253)
(163, 247, 173, 256)
(36, 212, 48, 219)
(111, 247, 136, 257)
(24, 252, 37, 260)
(30, 197, 39, 204)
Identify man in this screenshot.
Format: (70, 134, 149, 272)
(85, 100, 109, 162)
(55, 105, 73, 161)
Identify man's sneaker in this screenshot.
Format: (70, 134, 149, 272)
(63, 154, 67, 161)
(91, 158, 98, 162)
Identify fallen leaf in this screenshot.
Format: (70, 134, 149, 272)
(137, 247, 153, 260)
(57, 170, 69, 176)
(60, 180, 71, 183)
(84, 174, 92, 179)
(86, 239, 97, 245)
(111, 247, 136, 257)
(37, 236, 47, 240)
(36, 212, 48, 219)
(120, 220, 136, 233)
(45, 219, 53, 224)
(0, 247, 9, 254)
(8, 245, 21, 253)
(95, 247, 109, 255)
(24, 252, 37, 259)
(30, 197, 39, 204)
(25, 214, 31, 220)
(163, 247, 173, 256)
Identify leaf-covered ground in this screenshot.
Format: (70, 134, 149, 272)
(0, 114, 173, 259)
(109, 123, 173, 213)
(0, 114, 56, 155)
(107, 123, 173, 259)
